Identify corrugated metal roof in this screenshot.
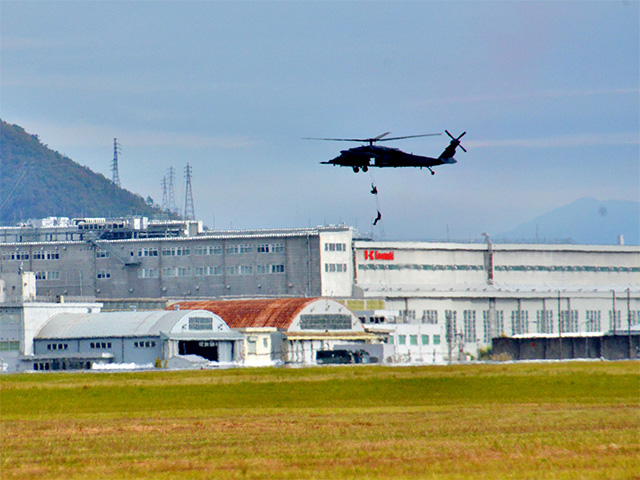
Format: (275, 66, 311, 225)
(169, 298, 320, 329)
(35, 310, 219, 339)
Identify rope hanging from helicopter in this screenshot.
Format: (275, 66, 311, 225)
(369, 169, 385, 239)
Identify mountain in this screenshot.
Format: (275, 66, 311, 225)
(499, 197, 639, 245)
(0, 120, 169, 224)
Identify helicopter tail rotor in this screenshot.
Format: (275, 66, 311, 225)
(445, 130, 467, 152)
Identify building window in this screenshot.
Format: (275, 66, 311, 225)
(96, 249, 110, 258)
(162, 246, 190, 256)
(398, 335, 406, 345)
(445, 310, 457, 344)
(176, 267, 192, 277)
(47, 343, 69, 351)
(410, 335, 418, 346)
(96, 270, 111, 279)
(240, 244, 253, 254)
(511, 310, 529, 335)
(162, 267, 175, 277)
(463, 310, 476, 343)
(536, 310, 554, 334)
(189, 317, 213, 330)
(560, 310, 578, 333)
(137, 247, 158, 257)
(2, 251, 30, 261)
(226, 266, 238, 276)
(585, 310, 601, 332)
(240, 265, 253, 275)
(35, 271, 60, 280)
(433, 335, 441, 345)
(257, 244, 270, 253)
(90, 342, 112, 349)
(421, 335, 429, 345)
(0, 341, 20, 351)
(324, 263, 347, 273)
(422, 310, 438, 324)
(134, 341, 156, 348)
(226, 245, 240, 255)
(271, 264, 285, 274)
(138, 268, 159, 279)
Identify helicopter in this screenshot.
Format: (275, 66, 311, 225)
(308, 130, 466, 174)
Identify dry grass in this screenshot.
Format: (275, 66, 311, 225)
(1, 361, 638, 479)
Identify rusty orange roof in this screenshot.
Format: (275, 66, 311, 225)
(168, 298, 321, 329)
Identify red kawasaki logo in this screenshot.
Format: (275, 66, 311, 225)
(364, 250, 394, 261)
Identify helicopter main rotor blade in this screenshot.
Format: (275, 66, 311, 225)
(376, 133, 441, 142)
(304, 132, 440, 143)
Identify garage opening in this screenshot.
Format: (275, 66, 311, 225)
(178, 340, 219, 361)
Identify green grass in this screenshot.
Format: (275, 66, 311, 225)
(1, 361, 639, 479)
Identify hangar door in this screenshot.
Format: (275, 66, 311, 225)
(179, 340, 219, 361)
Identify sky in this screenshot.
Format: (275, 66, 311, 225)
(1, 0, 638, 241)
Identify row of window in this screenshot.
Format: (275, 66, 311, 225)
(47, 343, 68, 350)
(446, 309, 640, 343)
(324, 243, 347, 252)
(138, 264, 286, 278)
(134, 341, 156, 348)
(359, 263, 639, 273)
(136, 243, 286, 258)
(324, 263, 348, 273)
(35, 271, 59, 280)
(0, 341, 19, 351)
(3, 251, 60, 261)
(391, 334, 442, 346)
(90, 342, 112, 349)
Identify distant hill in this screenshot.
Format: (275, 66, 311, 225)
(499, 197, 639, 245)
(0, 120, 170, 224)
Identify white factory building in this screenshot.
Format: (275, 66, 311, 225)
(352, 240, 639, 359)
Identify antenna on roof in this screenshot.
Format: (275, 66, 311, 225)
(111, 138, 121, 187)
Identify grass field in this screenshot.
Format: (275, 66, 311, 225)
(1, 361, 638, 479)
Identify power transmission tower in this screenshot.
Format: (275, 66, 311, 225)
(111, 138, 121, 187)
(183, 163, 195, 220)
(166, 166, 178, 215)
(161, 176, 169, 212)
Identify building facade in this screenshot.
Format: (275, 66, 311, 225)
(353, 241, 640, 359)
(0, 217, 353, 299)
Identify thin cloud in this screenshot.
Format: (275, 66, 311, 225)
(0, 36, 67, 49)
(468, 132, 639, 149)
(10, 119, 255, 150)
(421, 88, 639, 106)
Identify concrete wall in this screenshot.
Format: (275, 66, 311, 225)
(493, 334, 640, 361)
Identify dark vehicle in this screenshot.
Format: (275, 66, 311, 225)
(308, 130, 466, 175)
(316, 349, 374, 365)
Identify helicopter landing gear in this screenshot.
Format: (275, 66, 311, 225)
(428, 167, 435, 175)
(362, 166, 368, 172)
(353, 166, 360, 173)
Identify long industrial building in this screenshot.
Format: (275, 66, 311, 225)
(1, 216, 638, 361)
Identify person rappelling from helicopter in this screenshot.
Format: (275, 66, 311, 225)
(371, 183, 378, 195)
(373, 210, 382, 226)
